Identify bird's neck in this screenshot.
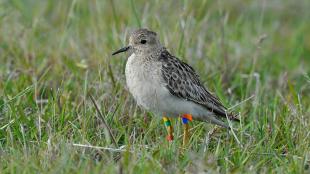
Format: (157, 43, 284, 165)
(134, 47, 166, 59)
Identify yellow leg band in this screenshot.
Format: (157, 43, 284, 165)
(163, 117, 173, 141)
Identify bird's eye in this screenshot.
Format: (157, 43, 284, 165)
(140, 39, 147, 44)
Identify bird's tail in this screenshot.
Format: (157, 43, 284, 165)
(227, 112, 240, 122)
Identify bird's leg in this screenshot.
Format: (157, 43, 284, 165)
(181, 114, 193, 146)
(163, 117, 173, 141)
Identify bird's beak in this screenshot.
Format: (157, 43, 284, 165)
(112, 46, 131, 55)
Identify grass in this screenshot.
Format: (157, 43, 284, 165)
(0, 0, 309, 173)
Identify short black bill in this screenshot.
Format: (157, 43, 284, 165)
(112, 46, 130, 55)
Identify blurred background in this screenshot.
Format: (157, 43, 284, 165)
(0, 0, 309, 173)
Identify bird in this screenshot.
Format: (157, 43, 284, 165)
(112, 28, 239, 146)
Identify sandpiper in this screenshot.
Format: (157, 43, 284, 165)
(112, 28, 238, 145)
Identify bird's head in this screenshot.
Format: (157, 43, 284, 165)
(112, 28, 162, 56)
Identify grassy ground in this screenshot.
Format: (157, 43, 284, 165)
(0, 0, 310, 173)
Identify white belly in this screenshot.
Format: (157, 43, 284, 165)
(125, 54, 163, 111)
(125, 54, 214, 119)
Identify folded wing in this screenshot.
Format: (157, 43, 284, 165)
(158, 49, 238, 121)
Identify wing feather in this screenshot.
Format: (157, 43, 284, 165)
(158, 49, 238, 121)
